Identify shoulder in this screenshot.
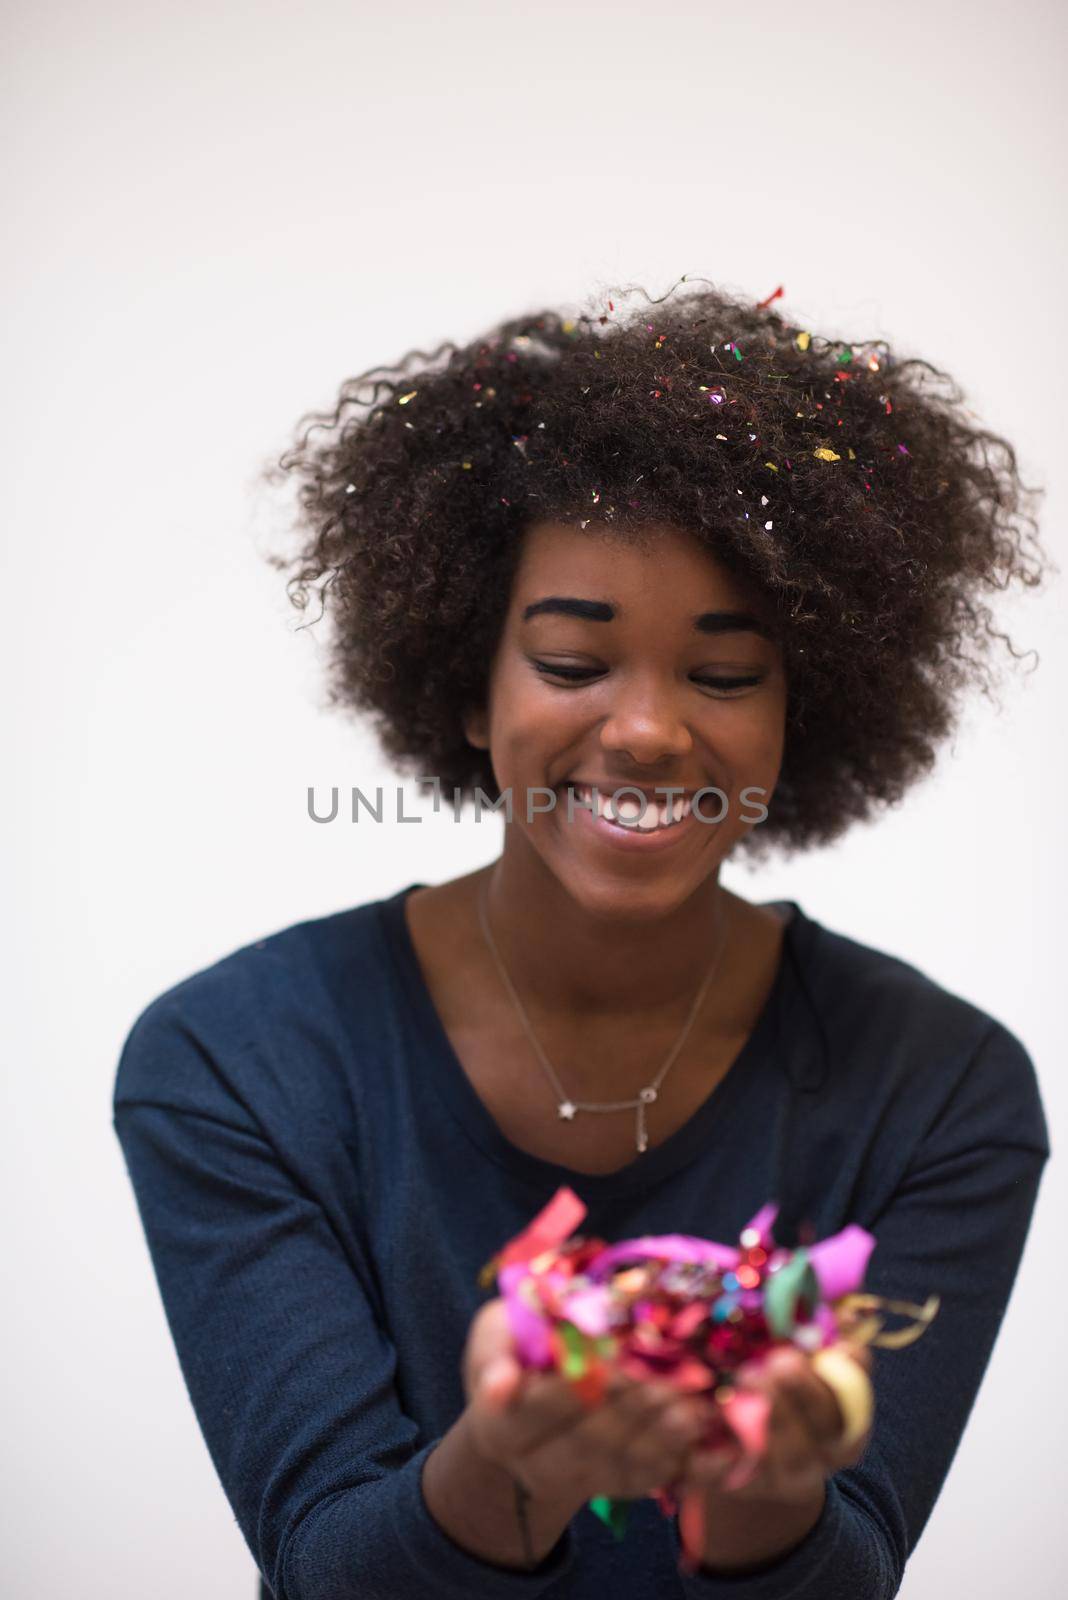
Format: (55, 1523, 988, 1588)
(786, 904, 1050, 1158)
(112, 893, 399, 1121)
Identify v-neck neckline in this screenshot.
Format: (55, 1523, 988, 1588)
(376, 881, 809, 1201)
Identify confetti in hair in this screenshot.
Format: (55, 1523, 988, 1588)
(270, 274, 1048, 859)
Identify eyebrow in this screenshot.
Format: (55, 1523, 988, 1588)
(521, 597, 774, 638)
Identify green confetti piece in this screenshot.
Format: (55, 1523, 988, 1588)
(589, 1496, 631, 1540)
(558, 1320, 589, 1379)
(764, 1249, 820, 1338)
(835, 347, 854, 366)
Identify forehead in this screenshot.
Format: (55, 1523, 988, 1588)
(510, 519, 764, 615)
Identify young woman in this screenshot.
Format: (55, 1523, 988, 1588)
(113, 281, 1050, 1599)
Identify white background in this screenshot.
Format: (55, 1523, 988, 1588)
(4, 2, 1066, 1595)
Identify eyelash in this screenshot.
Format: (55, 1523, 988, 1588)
(531, 662, 765, 695)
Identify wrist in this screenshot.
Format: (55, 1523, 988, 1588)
(689, 1478, 827, 1575)
(423, 1407, 582, 1570)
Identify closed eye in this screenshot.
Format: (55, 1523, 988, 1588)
(531, 662, 765, 695)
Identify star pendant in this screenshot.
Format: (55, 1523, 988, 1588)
(558, 1100, 577, 1121)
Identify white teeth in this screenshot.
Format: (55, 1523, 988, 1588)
(565, 784, 693, 831)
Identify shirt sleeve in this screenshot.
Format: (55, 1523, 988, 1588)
(112, 999, 577, 1600)
(672, 1018, 1051, 1600)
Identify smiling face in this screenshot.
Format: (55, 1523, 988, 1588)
(464, 519, 788, 921)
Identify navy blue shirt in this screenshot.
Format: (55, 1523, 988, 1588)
(112, 884, 1050, 1599)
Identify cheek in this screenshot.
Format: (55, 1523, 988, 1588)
(748, 682, 788, 766)
(485, 671, 581, 780)
(702, 698, 786, 779)
(748, 714, 787, 774)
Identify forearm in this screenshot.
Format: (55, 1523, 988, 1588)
(422, 1406, 583, 1569)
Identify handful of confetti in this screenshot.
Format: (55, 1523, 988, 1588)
(480, 1187, 938, 1568)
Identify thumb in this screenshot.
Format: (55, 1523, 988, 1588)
(479, 1353, 523, 1412)
(465, 1298, 524, 1411)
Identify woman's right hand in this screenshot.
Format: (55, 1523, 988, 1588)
(461, 1297, 711, 1507)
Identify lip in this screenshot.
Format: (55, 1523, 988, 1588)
(553, 781, 713, 855)
(561, 778, 705, 800)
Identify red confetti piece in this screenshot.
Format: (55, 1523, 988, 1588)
(495, 1186, 586, 1270)
(757, 284, 785, 310)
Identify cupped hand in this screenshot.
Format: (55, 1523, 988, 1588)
(462, 1297, 711, 1506)
(684, 1340, 874, 1504)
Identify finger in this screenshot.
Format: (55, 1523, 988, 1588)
(473, 1367, 593, 1457)
(463, 1300, 517, 1398)
(513, 1379, 664, 1498)
(685, 1444, 740, 1491)
(732, 1353, 819, 1490)
(767, 1349, 841, 1457)
(789, 1371, 846, 1463)
(611, 1393, 709, 1492)
(528, 1384, 704, 1500)
(478, 1353, 523, 1411)
(544, 1380, 696, 1478)
(809, 1345, 876, 1467)
(772, 1385, 825, 1481)
(470, 1298, 622, 1422)
(491, 1353, 679, 1469)
(467, 1299, 631, 1410)
(560, 1377, 682, 1460)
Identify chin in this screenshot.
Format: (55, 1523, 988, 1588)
(546, 852, 724, 926)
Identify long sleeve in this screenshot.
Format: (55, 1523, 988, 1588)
(673, 1019, 1051, 1599)
(112, 999, 577, 1600)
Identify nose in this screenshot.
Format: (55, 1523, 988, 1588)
(598, 674, 694, 766)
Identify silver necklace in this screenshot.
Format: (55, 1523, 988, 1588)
(476, 875, 729, 1154)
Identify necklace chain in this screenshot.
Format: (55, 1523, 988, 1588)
(476, 874, 729, 1154)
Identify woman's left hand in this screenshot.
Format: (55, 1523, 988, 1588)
(686, 1339, 874, 1505)
(672, 1340, 874, 1574)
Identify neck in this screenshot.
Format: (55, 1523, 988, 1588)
(479, 835, 736, 1022)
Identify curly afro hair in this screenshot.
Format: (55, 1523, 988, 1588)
(267, 277, 1048, 858)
